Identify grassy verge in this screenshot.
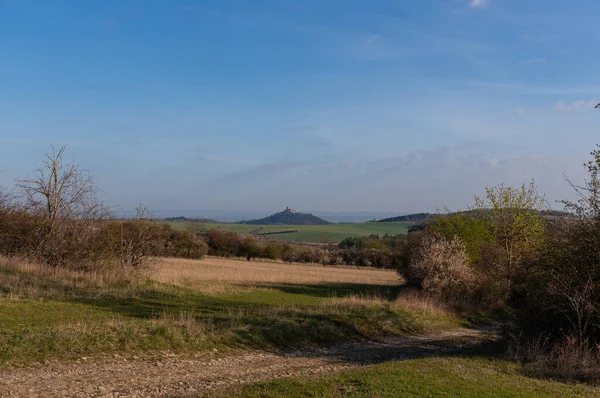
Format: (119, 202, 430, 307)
(0, 257, 460, 365)
(210, 357, 600, 397)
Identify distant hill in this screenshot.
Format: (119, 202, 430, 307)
(379, 210, 573, 232)
(240, 207, 332, 225)
(378, 213, 433, 223)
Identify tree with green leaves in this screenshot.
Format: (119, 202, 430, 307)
(430, 209, 491, 265)
(471, 181, 547, 287)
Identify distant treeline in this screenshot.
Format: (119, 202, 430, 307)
(379, 210, 571, 224)
(257, 229, 299, 236)
(165, 216, 216, 223)
(202, 228, 413, 269)
(377, 213, 432, 223)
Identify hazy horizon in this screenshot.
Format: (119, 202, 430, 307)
(1, 0, 598, 214)
(146, 208, 409, 223)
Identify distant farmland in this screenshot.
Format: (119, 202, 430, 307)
(167, 221, 413, 243)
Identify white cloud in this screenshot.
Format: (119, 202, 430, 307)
(555, 100, 598, 112)
(513, 108, 527, 116)
(469, 0, 487, 8)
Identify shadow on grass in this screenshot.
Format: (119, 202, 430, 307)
(1, 262, 510, 366)
(268, 334, 506, 367)
(68, 291, 421, 349)
(3, 264, 470, 357)
(256, 283, 401, 300)
(61, 281, 402, 321)
(46, 281, 425, 353)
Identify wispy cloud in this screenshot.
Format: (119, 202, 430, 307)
(464, 80, 600, 96)
(208, 160, 308, 185)
(519, 58, 546, 66)
(283, 125, 316, 133)
(555, 100, 598, 113)
(363, 35, 382, 46)
(299, 142, 586, 212)
(469, 0, 487, 8)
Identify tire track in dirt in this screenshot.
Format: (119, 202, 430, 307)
(0, 328, 498, 398)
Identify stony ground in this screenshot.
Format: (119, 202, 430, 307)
(0, 328, 497, 398)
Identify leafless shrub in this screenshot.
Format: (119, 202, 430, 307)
(107, 206, 164, 269)
(517, 145, 600, 345)
(510, 335, 600, 384)
(0, 186, 10, 209)
(204, 229, 242, 257)
(404, 233, 475, 299)
(163, 229, 208, 259)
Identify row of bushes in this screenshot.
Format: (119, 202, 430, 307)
(0, 207, 208, 270)
(339, 233, 408, 251)
(203, 229, 329, 263)
(0, 146, 210, 270)
(201, 229, 413, 268)
(0, 203, 410, 271)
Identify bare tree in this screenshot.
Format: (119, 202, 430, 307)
(552, 145, 600, 343)
(9, 145, 112, 268)
(15, 145, 103, 233)
(563, 144, 600, 221)
(0, 186, 9, 209)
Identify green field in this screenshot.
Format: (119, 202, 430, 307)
(215, 357, 599, 398)
(168, 221, 412, 243)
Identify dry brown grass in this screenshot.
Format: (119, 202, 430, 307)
(0, 256, 464, 365)
(0, 255, 148, 299)
(152, 256, 400, 289)
(512, 336, 600, 384)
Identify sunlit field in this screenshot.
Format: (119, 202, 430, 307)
(153, 256, 400, 287)
(167, 222, 412, 243)
(0, 256, 457, 365)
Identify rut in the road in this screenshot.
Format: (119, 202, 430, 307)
(0, 328, 498, 398)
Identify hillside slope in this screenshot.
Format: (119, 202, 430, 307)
(378, 210, 572, 227)
(378, 212, 433, 223)
(241, 207, 331, 225)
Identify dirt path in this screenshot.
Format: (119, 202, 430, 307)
(0, 328, 498, 398)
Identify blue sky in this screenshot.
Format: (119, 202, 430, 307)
(1, 0, 599, 216)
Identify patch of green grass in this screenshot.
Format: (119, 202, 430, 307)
(0, 269, 459, 365)
(167, 222, 412, 243)
(213, 357, 600, 397)
(0, 300, 114, 329)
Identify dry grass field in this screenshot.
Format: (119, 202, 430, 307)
(0, 255, 457, 367)
(3, 256, 594, 397)
(152, 256, 399, 288)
